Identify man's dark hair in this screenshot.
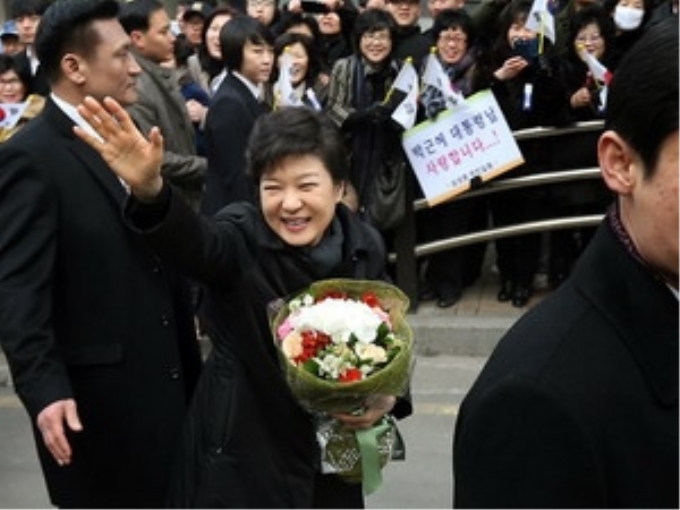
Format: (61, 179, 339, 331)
(10, 0, 51, 19)
(35, 0, 120, 85)
(246, 107, 348, 184)
(605, 17, 678, 175)
(219, 14, 273, 71)
(119, 0, 165, 35)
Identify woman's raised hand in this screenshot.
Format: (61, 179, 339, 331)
(74, 96, 165, 200)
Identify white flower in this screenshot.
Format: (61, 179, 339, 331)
(316, 353, 352, 380)
(290, 298, 383, 344)
(355, 343, 387, 364)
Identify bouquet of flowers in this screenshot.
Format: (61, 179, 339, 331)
(269, 279, 414, 493)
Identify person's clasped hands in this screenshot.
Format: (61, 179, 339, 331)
(331, 394, 396, 430)
(343, 102, 394, 129)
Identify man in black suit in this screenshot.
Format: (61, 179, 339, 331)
(452, 19, 678, 508)
(8, 0, 50, 95)
(0, 0, 202, 507)
(200, 14, 273, 215)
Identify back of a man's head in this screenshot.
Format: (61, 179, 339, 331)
(605, 18, 678, 173)
(119, 0, 165, 35)
(35, 0, 120, 85)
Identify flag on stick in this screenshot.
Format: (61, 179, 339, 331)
(389, 58, 420, 130)
(577, 45, 613, 86)
(273, 47, 303, 109)
(0, 102, 28, 129)
(525, 0, 555, 53)
(421, 49, 465, 111)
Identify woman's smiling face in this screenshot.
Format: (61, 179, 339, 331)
(360, 29, 392, 65)
(259, 154, 344, 247)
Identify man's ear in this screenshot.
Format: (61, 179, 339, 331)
(598, 130, 638, 195)
(60, 53, 87, 85)
(129, 30, 145, 51)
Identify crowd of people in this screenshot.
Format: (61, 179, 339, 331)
(0, 0, 676, 507)
(0, 0, 676, 305)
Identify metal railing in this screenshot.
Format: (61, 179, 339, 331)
(389, 121, 606, 310)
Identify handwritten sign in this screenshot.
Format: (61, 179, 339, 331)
(402, 89, 524, 207)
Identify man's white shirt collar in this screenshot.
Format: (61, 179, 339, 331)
(231, 71, 263, 101)
(51, 93, 130, 193)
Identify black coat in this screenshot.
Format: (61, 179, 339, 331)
(201, 73, 270, 216)
(127, 192, 412, 507)
(0, 99, 202, 508)
(453, 220, 679, 508)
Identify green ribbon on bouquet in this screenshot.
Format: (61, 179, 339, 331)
(356, 420, 391, 495)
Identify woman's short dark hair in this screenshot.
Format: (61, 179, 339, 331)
(605, 17, 678, 175)
(495, 0, 531, 42)
(271, 32, 322, 88)
(351, 8, 397, 54)
(430, 8, 476, 45)
(196, 6, 240, 78)
(247, 107, 348, 184)
(566, 5, 616, 61)
(0, 54, 32, 96)
(274, 11, 322, 41)
(35, 0, 120, 85)
(220, 14, 274, 71)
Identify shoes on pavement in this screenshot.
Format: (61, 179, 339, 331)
(497, 280, 514, 302)
(511, 285, 532, 308)
(434, 281, 463, 308)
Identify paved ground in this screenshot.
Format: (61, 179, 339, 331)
(406, 263, 551, 357)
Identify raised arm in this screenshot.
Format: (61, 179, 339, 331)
(74, 96, 165, 201)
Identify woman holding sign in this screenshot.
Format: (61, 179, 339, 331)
(417, 8, 489, 308)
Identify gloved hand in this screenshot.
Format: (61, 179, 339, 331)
(341, 110, 368, 130)
(365, 102, 392, 124)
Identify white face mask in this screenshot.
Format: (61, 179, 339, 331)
(614, 5, 644, 31)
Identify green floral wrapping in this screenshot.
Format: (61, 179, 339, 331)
(269, 279, 415, 414)
(269, 279, 415, 491)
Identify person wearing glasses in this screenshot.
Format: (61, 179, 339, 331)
(0, 54, 44, 141)
(417, 8, 489, 309)
(545, 5, 618, 290)
(325, 8, 405, 231)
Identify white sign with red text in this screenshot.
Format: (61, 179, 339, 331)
(402, 89, 524, 207)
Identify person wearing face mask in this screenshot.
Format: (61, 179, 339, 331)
(605, 0, 652, 65)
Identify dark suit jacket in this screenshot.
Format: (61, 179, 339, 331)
(14, 49, 49, 96)
(0, 98, 202, 508)
(200, 72, 270, 216)
(453, 220, 679, 508)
